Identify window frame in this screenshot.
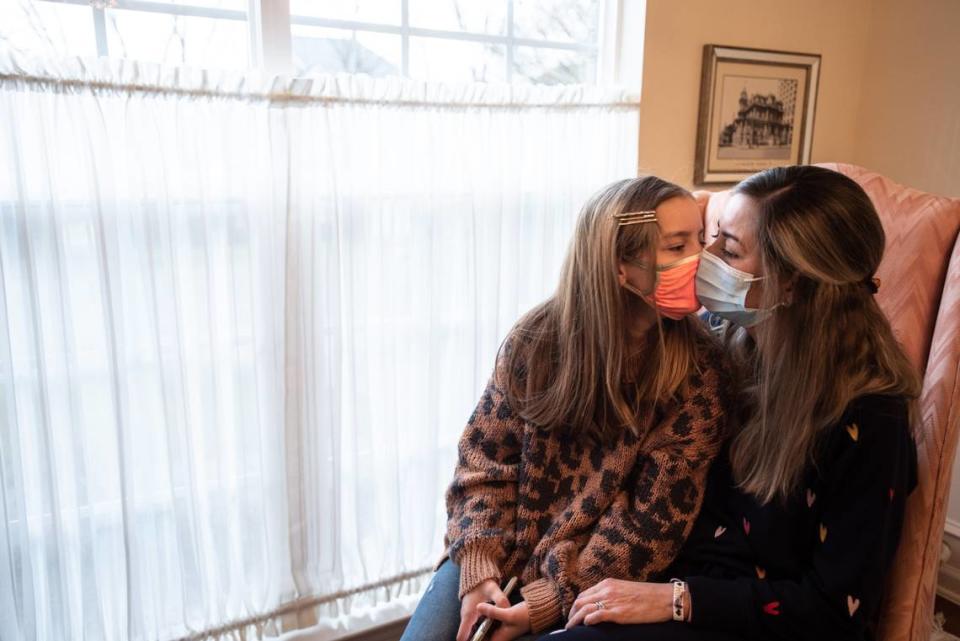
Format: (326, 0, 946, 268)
(35, 0, 620, 83)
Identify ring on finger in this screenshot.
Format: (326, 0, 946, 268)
(594, 601, 605, 610)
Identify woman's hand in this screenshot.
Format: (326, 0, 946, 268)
(691, 190, 711, 226)
(565, 579, 674, 629)
(475, 600, 531, 641)
(458, 579, 511, 641)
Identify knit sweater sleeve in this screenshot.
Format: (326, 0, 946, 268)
(684, 396, 917, 641)
(442, 348, 525, 600)
(519, 353, 729, 632)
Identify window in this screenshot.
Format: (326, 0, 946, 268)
(289, 0, 603, 84)
(0, 1, 250, 69)
(103, 4, 250, 71)
(1, 3, 642, 640)
(1, 0, 612, 85)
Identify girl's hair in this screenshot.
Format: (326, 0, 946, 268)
(497, 176, 710, 444)
(727, 165, 921, 504)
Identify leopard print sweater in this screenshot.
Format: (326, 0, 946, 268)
(431, 334, 731, 633)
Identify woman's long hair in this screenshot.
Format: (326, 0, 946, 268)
(728, 166, 921, 504)
(497, 176, 710, 445)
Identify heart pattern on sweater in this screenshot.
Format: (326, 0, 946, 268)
(714, 525, 726, 538)
(819, 523, 828, 543)
(806, 488, 816, 508)
(763, 601, 780, 616)
(846, 423, 859, 442)
(743, 517, 751, 535)
(755, 566, 766, 579)
(848, 595, 860, 616)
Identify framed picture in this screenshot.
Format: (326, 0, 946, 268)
(694, 45, 821, 185)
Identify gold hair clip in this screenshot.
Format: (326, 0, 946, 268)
(614, 210, 658, 226)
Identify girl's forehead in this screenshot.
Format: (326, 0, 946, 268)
(656, 196, 703, 234)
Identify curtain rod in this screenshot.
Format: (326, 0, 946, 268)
(0, 73, 641, 111)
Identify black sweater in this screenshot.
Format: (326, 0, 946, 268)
(667, 393, 917, 641)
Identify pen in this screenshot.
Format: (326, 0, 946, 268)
(470, 576, 519, 641)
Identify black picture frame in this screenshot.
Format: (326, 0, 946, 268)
(694, 45, 821, 185)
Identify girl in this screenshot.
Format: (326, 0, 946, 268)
(556, 166, 919, 641)
(398, 176, 733, 641)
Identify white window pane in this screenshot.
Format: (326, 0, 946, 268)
(290, 0, 400, 25)
(408, 37, 506, 83)
(104, 10, 249, 70)
(132, 0, 247, 9)
(291, 26, 401, 77)
(0, 1, 98, 58)
(409, 0, 507, 35)
(513, 46, 595, 85)
(513, 0, 599, 43)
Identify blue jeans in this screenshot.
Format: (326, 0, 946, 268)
(400, 557, 559, 641)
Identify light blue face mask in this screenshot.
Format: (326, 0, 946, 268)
(695, 250, 779, 328)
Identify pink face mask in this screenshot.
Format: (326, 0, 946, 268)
(624, 253, 702, 320)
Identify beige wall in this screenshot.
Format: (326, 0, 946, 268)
(853, 0, 960, 197)
(636, 0, 874, 188)
(635, 0, 960, 198)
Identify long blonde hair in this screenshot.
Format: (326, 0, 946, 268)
(728, 166, 921, 504)
(498, 176, 711, 445)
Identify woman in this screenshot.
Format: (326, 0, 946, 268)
(552, 166, 919, 641)
(399, 176, 733, 641)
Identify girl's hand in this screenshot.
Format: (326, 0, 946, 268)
(458, 579, 510, 641)
(475, 600, 531, 641)
(565, 579, 674, 628)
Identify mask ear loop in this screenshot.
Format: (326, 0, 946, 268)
(622, 279, 653, 301)
(620, 257, 658, 300)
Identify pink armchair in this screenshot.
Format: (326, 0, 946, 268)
(700, 163, 960, 641)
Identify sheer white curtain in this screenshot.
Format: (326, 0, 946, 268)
(0, 53, 639, 641)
